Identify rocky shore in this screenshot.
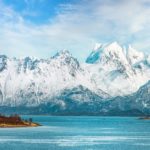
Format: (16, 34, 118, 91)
(0, 114, 40, 128)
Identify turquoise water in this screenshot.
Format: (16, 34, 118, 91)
(0, 116, 150, 150)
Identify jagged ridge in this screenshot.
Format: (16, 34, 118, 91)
(0, 42, 150, 115)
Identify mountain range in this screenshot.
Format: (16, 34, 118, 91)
(0, 42, 150, 115)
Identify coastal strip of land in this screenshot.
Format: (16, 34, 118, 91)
(0, 114, 41, 128)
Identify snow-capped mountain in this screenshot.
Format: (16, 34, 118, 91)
(85, 42, 150, 96)
(0, 42, 150, 115)
(0, 50, 107, 107)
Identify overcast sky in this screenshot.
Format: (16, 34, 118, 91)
(0, 0, 150, 61)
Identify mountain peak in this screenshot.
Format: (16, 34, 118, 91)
(51, 50, 80, 70)
(93, 43, 102, 51)
(86, 42, 125, 64)
(126, 45, 144, 65)
(108, 41, 119, 46)
(86, 42, 146, 65)
(59, 50, 71, 55)
(105, 41, 122, 52)
(53, 50, 72, 59)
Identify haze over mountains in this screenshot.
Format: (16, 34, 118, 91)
(0, 42, 150, 115)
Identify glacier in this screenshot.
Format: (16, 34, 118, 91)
(0, 42, 150, 115)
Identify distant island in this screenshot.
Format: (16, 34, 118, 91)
(0, 114, 40, 128)
(139, 116, 150, 120)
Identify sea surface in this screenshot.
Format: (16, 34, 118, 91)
(0, 116, 150, 150)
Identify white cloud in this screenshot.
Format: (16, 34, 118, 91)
(0, 0, 149, 61)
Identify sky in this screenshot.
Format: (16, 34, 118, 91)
(0, 0, 150, 61)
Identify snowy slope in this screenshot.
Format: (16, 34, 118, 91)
(1, 82, 150, 115)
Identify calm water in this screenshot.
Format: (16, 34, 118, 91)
(0, 116, 150, 150)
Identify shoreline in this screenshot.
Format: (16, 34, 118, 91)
(0, 115, 41, 128)
(0, 121, 41, 128)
